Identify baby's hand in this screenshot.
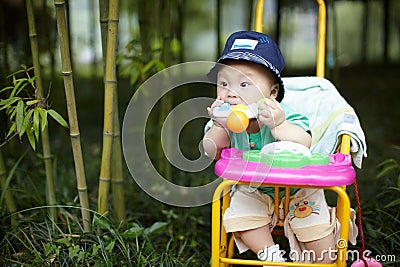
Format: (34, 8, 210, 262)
(207, 96, 226, 128)
(257, 98, 285, 129)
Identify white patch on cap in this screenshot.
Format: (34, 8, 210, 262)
(231, 39, 258, 50)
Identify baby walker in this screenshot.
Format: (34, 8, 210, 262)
(210, 0, 381, 266)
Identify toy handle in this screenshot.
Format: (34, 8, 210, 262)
(213, 102, 258, 119)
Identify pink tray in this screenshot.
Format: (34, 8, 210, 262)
(214, 148, 356, 187)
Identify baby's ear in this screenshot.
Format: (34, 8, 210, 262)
(270, 84, 279, 99)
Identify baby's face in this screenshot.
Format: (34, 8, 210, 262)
(216, 61, 278, 106)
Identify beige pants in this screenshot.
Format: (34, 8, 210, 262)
(223, 185, 357, 254)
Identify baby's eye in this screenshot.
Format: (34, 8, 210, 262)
(220, 81, 228, 87)
(240, 82, 249, 87)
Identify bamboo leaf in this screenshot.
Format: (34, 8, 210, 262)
(0, 97, 20, 111)
(15, 80, 32, 96)
(16, 100, 25, 137)
(11, 75, 17, 85)
(9, 83, 17, 98)
(26, 99, 41, 106)
(12, 78, 28, 92)
(129, 71, 141, 86)
(21, 109, 34, 139)
(154, 60, 166, 71)
(116, 54, 125, 65)
(6, 123, 16, 138)
(6, 70, 25, 79)
(170, 38, 181, 54)
(26, 126, 36, 150)
(9, 78, 30, 99)
(33, 108, 40, 140)
(9, 107, 16, 121)
(142, 60, 155, 75)
(27, 76, 36, 85)
(48, 109, 69, 128)
(38, 108, 48, 131)
(0, 86, 14, 93)
(119, 62, 133, 77)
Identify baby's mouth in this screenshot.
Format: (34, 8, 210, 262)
(229, 102, 241, 106)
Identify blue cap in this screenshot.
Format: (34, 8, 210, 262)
(208, 31, 285, 102)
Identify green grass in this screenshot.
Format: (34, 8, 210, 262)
(0, 192, 211, 266)
(0, 139, 212, 266)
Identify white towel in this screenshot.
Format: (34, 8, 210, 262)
(282, 76, 367, 168)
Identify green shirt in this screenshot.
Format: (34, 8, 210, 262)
(229, 102, 310, 197)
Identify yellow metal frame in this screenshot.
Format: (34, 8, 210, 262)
(211, 182, 351, 267)
(211, 0, 353, 266)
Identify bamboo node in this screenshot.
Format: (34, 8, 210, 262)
(62, 71, 73, 76)
(104, 80, 117, 84)
(70, 133, 80, 138)
(43, 155, 53, 160)
(54, 2, 65, 8)
(99, 177, 111, 182)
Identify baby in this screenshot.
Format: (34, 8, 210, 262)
(203, 31, 336, 265)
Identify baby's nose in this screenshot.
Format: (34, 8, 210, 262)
(227, 88, 239, 98)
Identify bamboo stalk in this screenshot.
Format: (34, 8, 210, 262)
(159, 0, 173, 180)
(99, 0, 108, 62)
(88, 0, 97, 76)
(138, 0, 154, 63)
(99, 0, 125, 221)
(97, 0, 120, 217)
(216, 0, 221, 57)
(111, 97, 125, 221)
(0, 149, 17, 225)
(26, 0, 57, 221)
(42, 2, 56, 80)
(53, 0, 91, 232)
(0, 3, 10, 76)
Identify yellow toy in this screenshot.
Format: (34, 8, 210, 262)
(226, 110, 249, 133)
